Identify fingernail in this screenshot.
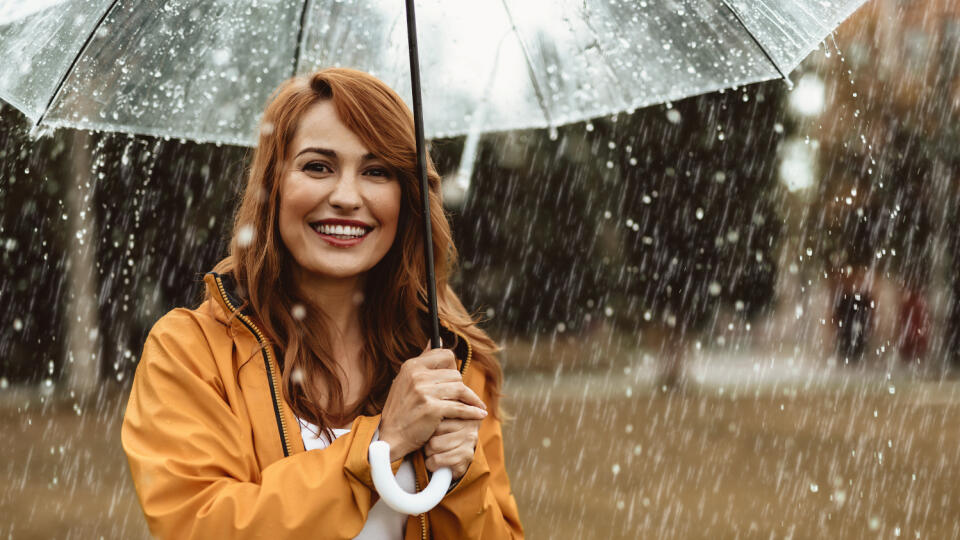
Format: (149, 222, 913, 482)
(480, 409, 488, 416)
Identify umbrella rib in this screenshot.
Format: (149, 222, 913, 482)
(719, 0, 794, 88)
(35, 0, 123, 130)
(291, 0, 312, 77)
(499, 0, 553, 129)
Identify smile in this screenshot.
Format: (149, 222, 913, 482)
(310, 221, 373, 247)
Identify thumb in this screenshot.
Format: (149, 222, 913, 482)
(422, 337, 444, 353)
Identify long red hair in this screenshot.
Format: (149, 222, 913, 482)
(209, 68, 502, 433)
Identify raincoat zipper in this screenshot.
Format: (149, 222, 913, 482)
(214, 275, 291, 457)
(415, 475, 428, 540)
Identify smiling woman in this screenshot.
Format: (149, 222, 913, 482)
(120, 68, 523, 539)
(280, 101, 402, 282)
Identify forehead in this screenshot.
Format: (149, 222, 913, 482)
(290, 100, 371, 158)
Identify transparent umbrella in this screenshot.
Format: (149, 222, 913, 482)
(0, 0, 870, 515)
(0, 0, 868, 144)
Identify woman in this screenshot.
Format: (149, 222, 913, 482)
(122, 68, 523, 539)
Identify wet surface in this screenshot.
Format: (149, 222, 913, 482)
(2, 363, 957, 539)
(503, 367, 960, 539)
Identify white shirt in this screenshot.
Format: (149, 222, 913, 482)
(298, 419, 416, 540)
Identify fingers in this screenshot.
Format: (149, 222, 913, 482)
(425, 447, 473, 479)
(426, 427, 478, 455)
(439, 400, 488, 420)
(428, 381, 485, 408)
(433, 418, 480, 436)
(454, 384, 486, 410)
(417, 348, 457, 370)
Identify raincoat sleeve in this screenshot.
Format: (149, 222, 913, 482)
(121, 310, 387, 539)
(427, 366, 524, 539)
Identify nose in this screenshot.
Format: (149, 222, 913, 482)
(328, 171, 362, 210)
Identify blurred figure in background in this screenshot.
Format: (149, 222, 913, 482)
(896, 285, 931, 365)
(830, 265, 876, 365)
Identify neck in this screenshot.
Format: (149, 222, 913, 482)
(294, 269, 366, 345)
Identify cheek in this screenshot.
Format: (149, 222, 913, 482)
(278, 177, 314, 239)
(375, 184, 403, 231)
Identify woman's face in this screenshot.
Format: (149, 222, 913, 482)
(279, 100, 402, 283)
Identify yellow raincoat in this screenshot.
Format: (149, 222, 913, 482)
(122, 272, 523, 539)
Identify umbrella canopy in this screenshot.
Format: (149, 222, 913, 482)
(0, 0, 867, 145)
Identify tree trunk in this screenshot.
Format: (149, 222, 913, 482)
(63, 130, 100, 398)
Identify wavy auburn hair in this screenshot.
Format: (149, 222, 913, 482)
(209, 68, 502, 433)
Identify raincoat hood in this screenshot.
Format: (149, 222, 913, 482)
(121, 272, 523, 539)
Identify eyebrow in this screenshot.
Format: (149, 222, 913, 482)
(295, 147, 378, 161)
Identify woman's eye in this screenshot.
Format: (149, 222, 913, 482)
(365, 167, 391, 178)
(303, 162, 331, 173)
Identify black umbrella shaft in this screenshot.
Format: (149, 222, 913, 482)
(404, 0, 442, 350)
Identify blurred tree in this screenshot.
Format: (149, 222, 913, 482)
(609, 87, 785, 334)
(0, 105, 70, 384)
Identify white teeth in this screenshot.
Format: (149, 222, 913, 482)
(314, 223, 368, 237)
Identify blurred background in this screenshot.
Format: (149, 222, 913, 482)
(2, 0, 959, 538)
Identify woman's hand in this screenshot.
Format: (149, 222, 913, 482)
(379, 344, 487, 462)
(425, 419, 481, 481)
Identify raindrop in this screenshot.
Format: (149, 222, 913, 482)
(12, 318, 23, 331)
(542, 437, 551, 448)
(211, 48, 232, 66)
(665, 109, 682, 124)
(291, 367, 305, 385)
(810, 483, 819, 493)
(708, 282, 722, 296)
(237, 224, 255, 247)
(291, 304, 306, 320)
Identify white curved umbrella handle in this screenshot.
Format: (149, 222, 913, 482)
(369, 440, 451, 515)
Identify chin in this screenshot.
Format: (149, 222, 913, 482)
(304, 259, 376, 280)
